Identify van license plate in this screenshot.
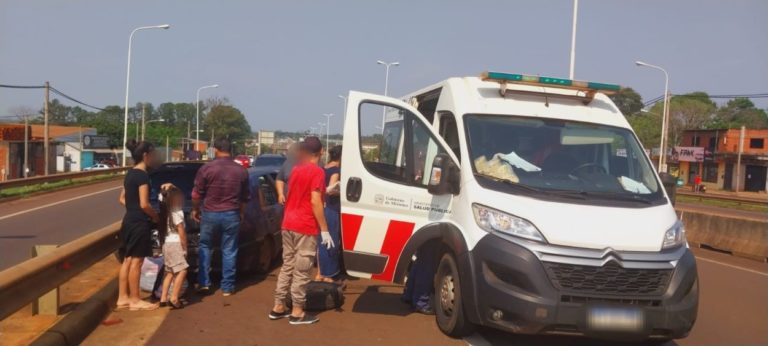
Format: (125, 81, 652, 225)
(587, 307, 644, 332)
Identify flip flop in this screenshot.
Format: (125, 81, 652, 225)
(129, 302, 159, 311)
(114, 303, 130, 311)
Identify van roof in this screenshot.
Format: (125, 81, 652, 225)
(402, 75, 630, 130)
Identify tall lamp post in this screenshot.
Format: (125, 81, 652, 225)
(142, 118, 165, 141)
(196, 84, 219, 154)
(376, 60, 399, 128)
(635, 60, 670, 173)
(569, 0, 579, 79)
(322, 113, 334, 159)
(122, 24, 170, 167)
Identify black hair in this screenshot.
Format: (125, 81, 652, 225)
(329, 145, 342, 162)
(214, 138, 232, 153)
(126, 140, 155, 164)
(157, 185, 183, 246)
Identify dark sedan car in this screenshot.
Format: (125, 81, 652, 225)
(253, 154, 286, 169)
(149, 162, 283, 281)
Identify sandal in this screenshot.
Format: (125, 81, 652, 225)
(169, 300, 184, 310)
(129, 301, 159, 311)
(114, 303, 130, 311)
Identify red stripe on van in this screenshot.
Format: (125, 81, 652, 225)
(371, 220, 415, 281)
(341, 213, 364, 250)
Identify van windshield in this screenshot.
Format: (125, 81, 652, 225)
(465, 114, 663, 204)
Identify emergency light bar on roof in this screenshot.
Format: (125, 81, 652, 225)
(480, 71, 621, 105)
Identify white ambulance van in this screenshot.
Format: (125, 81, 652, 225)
(340, 72, 697, 342)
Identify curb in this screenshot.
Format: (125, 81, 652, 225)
(30, 278, 118, 346)
(0, 175, 123, 204)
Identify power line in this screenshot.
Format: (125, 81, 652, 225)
(642, 93, 768, 107)
(0, 84, 45, 89)
(49, 86, 105, 111)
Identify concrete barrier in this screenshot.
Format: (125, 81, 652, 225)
(30, 278, 117, 346)
(679, 210, 768, 262)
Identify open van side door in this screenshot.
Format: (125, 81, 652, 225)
(340, 91, 459, 282)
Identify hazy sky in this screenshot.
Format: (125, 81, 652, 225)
(1, 0, 766, 133)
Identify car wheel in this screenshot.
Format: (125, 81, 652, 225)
(435, 252, 475, 337)
(253, 236, 275, 274)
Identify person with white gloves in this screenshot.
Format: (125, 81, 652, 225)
(315, 145, 342, 282)
(269, 136, 330, 326)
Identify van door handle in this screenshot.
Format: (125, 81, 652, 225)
(346, 177, 362, 202)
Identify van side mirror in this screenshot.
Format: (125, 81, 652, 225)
(428, 153, 460, 195)
(659, 172, 677, 206)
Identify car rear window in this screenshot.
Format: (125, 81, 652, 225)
(150, 166, 200, 203)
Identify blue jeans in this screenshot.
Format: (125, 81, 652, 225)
(403, 242, 439, 310)
(198, 210, 240, 293)
(317, 207, 341, 278)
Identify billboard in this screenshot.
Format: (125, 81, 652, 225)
(671, 147, 704, 162)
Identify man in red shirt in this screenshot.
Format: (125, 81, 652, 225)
(269, 137, 333, 325)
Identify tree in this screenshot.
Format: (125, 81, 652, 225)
(643, 92, 716, 147)
(627, 111, 662, 149)
(707, 97, 768, 129)
(609, 87, 644, 116)
(203, 104, 252, 144)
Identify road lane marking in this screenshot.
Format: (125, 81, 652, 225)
(0, 186, 122, 221)
(696, 256, 768, 278)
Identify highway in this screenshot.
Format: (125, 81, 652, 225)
(0, 179, 124, 271)
(2, 183, 766, 345)
(84, 246, 768, 346)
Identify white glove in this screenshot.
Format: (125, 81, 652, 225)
(320, 231, 335, 250)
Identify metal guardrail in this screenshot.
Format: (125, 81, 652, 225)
(0, 167, 128, 191)
(0, 222, 121, 320)
(676, 191, 768, 205)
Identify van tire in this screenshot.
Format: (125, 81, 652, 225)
(434, 252, 475, 337)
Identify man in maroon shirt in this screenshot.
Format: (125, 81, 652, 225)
(269, 137, 333, 325)
(191, 138, 249, 296)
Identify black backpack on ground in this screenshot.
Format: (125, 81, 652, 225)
(303, 281, 345, 311)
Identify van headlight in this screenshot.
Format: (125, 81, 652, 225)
(662, 221, 686, 249)
(472, 204, 546, 243)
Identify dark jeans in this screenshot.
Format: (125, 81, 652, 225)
(317, 207, 341, 278)
(403, 242, 439, 310)
(198, 210, 240, 293)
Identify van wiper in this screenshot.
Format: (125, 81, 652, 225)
(474, 173, 546, 194)
(553, 190, 653, 204)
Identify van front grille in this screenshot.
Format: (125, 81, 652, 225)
(543, 262, 672, 296)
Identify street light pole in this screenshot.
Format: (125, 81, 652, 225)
(377, 60, 399, 129)
(635, 60, 670, 173)
(323, 113, 333, 159)
(569, 0, 578, 79)
(122, 24, 170, 167)
(142, 119, 165, 141)
(196, 84, 219, 154)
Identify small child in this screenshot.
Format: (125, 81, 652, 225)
(158, 184, 188, 309)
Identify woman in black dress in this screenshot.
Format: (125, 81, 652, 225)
(116, 140, 160, 311)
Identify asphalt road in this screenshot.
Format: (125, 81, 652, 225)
(84, 248, 768, 346)
(0, 179, 124, 271)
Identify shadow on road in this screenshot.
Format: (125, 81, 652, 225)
(350, 284, 412, 316)
(474, 327, 679, 346)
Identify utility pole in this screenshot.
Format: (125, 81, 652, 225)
(735, 125, 745, 193)
(24, 114, 29, 178)
(44, 81, 50, 175)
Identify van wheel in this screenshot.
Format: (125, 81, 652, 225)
(435, 252, 475, 337)
(254, 236, 275, 274)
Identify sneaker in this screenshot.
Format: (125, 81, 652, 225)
(196, 286, 212, 295)
(268, 310, 290, 320)
(222, 292, 233, 297)
(288, 314, 319, 325)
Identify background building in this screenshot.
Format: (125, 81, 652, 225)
(677, 128, 767, 192)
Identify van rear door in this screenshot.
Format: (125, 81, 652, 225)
(340, 91, 459, 282)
